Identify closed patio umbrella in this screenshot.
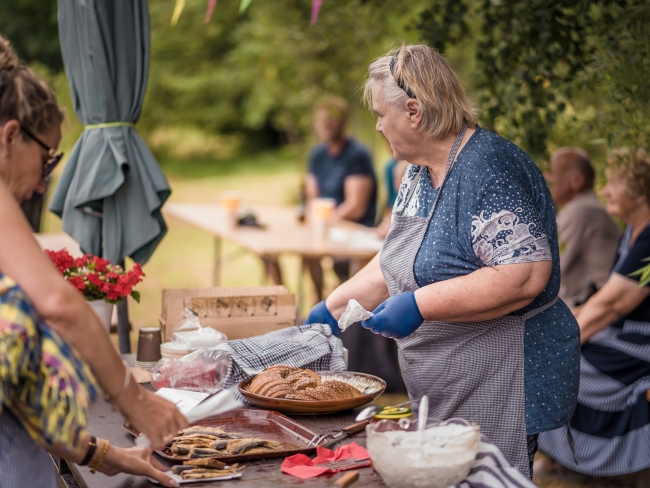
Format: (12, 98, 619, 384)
(50, 0, 170, 352)
(50, 0, 170, 266)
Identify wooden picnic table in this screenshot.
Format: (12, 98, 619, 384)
(54, 395, 384, 488)
(162, 203, 382, 306)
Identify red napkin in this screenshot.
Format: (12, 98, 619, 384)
(281, 443, 371, 479)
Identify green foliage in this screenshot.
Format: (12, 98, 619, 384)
(418, 0, 649, 162)
(142, 0, 425, 144)
(578, 1, 650, 149)
(0, 0, 62, 71)
(419, 0, 598, 161)
(629, 258, 650, 287)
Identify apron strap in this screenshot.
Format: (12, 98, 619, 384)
(520, 295, 559, 321)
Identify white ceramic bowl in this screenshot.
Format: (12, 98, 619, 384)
(366, 420, 480, 488)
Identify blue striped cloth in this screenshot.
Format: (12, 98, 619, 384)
(539, 224, 650, 476)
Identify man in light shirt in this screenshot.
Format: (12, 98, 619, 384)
(545, 148, 621, 308)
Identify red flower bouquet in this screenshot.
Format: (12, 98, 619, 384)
(45, 249, 144, 304)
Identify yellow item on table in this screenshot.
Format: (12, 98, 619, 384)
(374, 406, 413, 420)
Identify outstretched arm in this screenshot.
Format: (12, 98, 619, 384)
(0, 179, 186, 448)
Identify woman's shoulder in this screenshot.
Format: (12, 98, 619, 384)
(462, 127, 536, 171)
(457, 127, 545, 190)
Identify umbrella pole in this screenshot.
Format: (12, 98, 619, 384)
(117, 260, 131, 353)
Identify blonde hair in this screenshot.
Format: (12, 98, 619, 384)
(607, 147, 650, 203)
(0, 36, 64, 135)
(363, 44, 477, 140)
(314, 95, 349, 124)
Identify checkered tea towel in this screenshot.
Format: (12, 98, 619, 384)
(455, 437, 536, 487)
(210, 323, 346, 402)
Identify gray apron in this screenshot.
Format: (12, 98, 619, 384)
(379, 124, 557, 477)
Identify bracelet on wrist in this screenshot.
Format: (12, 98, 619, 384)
(79, 436, 97, 466)
(89, 439, 110, 474)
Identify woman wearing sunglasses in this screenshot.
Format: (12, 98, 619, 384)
(0, 37, 184, 487)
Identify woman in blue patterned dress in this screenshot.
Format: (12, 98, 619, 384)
(539, 148, 650, 481)
(306, 44, 580, 478)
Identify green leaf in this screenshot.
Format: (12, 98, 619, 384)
(131, 290, 141, 304)
(629, 260, 650, 287)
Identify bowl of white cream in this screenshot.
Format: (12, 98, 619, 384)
(366, 419, 480, 488)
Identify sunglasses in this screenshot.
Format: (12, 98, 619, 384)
(20, 127, 64, 178)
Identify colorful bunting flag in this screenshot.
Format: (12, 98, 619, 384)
(204, 0, 218, 23)
(171, 0, 186, 26)
(311, 0, 323, 25)
(240, 0, 253, 14)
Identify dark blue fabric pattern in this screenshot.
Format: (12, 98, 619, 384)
(308, 138, 377, 227)
(570, 391, 650, 439)
(582, 342, 650, 385)
(394, 126, 580, 435)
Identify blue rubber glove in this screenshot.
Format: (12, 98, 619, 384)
(360, 292, 424, 339)
(304, 300, 341, 336)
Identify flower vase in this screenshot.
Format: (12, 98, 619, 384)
(87, 299, 114, 334)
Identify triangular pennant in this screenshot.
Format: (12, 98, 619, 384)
(204, 0, 218, 23)
(311, 0, 323, 24)
(171, 0, 186, 26)
(240, 0, 253, 13)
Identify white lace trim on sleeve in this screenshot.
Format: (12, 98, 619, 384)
(471, 209, 552, 266)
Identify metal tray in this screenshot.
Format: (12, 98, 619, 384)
(238, 370, 386, 414)
(124, 408, 327, 464)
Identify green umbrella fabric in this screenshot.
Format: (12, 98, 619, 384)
(50, 0, 170, 265)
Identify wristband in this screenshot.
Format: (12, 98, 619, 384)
(79, 436, 97, 466)
(89, 439, 110, 474)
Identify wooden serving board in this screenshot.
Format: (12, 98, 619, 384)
(124, 408, 327, 464)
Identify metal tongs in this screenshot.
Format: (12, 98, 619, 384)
(307, 419, 370, 448)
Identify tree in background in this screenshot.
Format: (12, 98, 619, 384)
(0, 0, 61, 71)
(418, 0, 649, 162)
(143, 0, 424, 146)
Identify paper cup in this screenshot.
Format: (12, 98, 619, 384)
(311, 198, 336, 221)
(221, 191, 241, 213)
(137, 327, 162, 363)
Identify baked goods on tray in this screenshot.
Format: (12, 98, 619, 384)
(170, 458, 243, 480)
(166, 425, 285, 459)
(246, 366, 362, 400)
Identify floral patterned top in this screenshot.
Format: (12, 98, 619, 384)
(393, 126, 580, 434)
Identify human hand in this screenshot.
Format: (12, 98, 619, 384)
(304, 300, 341, 336)
(97, 441, 179, 487)
(360, 292, 424, 339)
(120, 386, 188, 450)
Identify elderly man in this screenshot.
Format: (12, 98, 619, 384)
(545, 147, 620, 308)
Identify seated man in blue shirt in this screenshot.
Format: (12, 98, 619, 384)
(305, 96, 377, 301)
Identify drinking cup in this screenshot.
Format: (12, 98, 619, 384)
(311, 198, 336, 221)
(221, 191, 241, 212)
(137, 327, 162, 362)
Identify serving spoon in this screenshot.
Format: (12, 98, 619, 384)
(355, 399, 418, 422)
